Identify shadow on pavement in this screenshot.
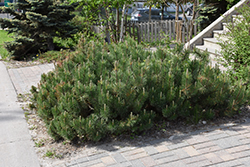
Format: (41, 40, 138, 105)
(72, 111, 250, 153)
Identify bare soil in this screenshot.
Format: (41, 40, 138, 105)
(2, 57, 47, 69)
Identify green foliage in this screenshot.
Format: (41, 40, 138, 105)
(24, 111, 30, 121)
(68, 0, 137, 43)
(141, 39, 169, 47)
(225, 0, 241, 9)
(44, 150, 54, 158)
(219, 4, 250, 85)
(38, 50, 69, 63)
(0, 0, 78, 60)
(30, 37, 249, 142)
(35, 139, 45, 147)
(53, 33, 81, 50)
(43, 149, 62, 158)
(71, 15, 88, 32)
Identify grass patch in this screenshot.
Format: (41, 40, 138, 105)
(0, 30, 13, 59)
(44, 149, 62, 159)
(35, 139, 45, 147)
(44, 150, 55, 158)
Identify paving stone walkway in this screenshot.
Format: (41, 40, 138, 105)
(8, 63, 55, 94)
(5, 62, 250, 167)
(58, 122, 250, 167)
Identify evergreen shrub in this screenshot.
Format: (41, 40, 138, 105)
(0, 0, 78, 60)
(30, 37, 249, 142)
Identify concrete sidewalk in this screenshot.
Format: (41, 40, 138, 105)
(2, 62, 250, 167)
(0, 61, 40, 167)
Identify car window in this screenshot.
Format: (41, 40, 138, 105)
(139, 10, 146, 14)
(133, 11, 140, 15)
(163, 12, 170, 16)
(145, 10, 160, 15)
(151, 10, 160, 15)
(159, 12, 170, 16)
(131, 10, 140, 15)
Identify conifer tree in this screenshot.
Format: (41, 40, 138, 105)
(0, 0, 77, 59)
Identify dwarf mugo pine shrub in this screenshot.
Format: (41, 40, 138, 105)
(30, 38, 249, 142)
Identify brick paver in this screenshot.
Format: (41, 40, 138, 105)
(101, 156, 116, 165)
(6, 63, 250, 167)
(140, 156, 157, 167)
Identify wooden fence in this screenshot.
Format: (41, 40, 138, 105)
(124, 20, 197, 44)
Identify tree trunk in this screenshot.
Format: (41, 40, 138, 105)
(47, 37, 55, 51)
(175, 0, 179, 21)
(149, 6, 151, 22)
(116, 7, 119, 41)
(104, 7, 114, 43)
(196, 0, 199, 31)
(186, 0, 197, 48)
(119, 4, 126, 42)
(180, 3, 187, 22)
(161, 4, 164, 20)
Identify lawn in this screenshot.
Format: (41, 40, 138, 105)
(0, 30, 13, 59)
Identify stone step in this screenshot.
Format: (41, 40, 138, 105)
(195, 45, 221, 57)
(221, 15, 243, 32)
(213, 30, 229, 41)
(222, 22, 230, 32)
(203, 38, 222, 50)
(193, 14, 243, 72)
(195, 45, 227, 72)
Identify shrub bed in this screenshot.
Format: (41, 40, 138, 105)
(219, 4, 250, 85)
(30, 38, 249, 141)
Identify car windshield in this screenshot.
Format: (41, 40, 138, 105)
(132, 9, 146, 14)
(145, 10, 160, 15)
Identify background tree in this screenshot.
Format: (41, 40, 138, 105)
(71, 0, 134, 43)
(144, 0, 160, 21)
(0, 0, 78, 60)
(201, 0, 240, 28)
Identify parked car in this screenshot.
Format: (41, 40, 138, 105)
(130, 8, 182, 22)
(119, 7, 134, 15)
